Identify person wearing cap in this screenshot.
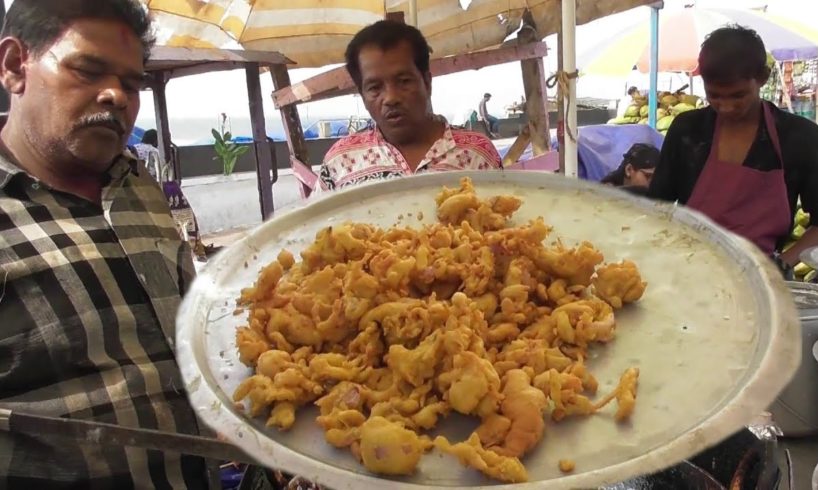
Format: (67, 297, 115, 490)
(600, 143, 660, 192)
(649, 25, 818, 264)
(479, 92, 500, 137)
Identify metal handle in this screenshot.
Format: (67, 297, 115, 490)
(0, 409, 255, 464)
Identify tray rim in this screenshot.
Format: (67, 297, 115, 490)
(176, 170, 801, 490)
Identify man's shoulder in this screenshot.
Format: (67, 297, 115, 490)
(447, 128, 501, 167)
(771, 103, 818, 137)
(324, 130, 379, 163)
(450, 128, 496, 148)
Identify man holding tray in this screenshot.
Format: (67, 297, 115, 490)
(318, 21, 502, 190)
(0, 0, 208, 488)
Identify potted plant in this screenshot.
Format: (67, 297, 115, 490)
(211, 127, 249, 176)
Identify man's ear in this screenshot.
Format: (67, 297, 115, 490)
(0, 37, 28, 95)
(424, 71, 432, 94)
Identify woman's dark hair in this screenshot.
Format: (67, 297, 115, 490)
(600, 143, 660, 186)
(698, 25, 768, 84)
(2, 0, 155, 62)
(627, 86, 639, 96)
(345, 20, 431, 92)
(141, 129, 158, 147)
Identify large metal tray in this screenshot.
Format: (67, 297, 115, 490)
(176, 171, 801, 489)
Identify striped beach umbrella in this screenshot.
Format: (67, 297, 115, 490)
(141, 0, 656, 68)
(580, 7, 818, 77)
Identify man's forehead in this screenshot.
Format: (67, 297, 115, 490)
(704, 78, 755, 90)
(359, 42, 417, 76)
(45, 18, 144, 68)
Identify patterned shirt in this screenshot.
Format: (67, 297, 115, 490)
(0, 152, 207, 489)
(319, 118, 501, 190)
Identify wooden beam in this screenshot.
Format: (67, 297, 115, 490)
(385, 12, 405, 23)
(270, 65, 312, 198)
(291, 157, 319, 194)
(519, 12, 550, 156)
(147, 46, 292, 70)
(245, 63, 275, 220)
(272, 42, 549, 109)
(502, 126, 531, 167)
(163, 61, 248, 80)
(151, 73, 178, 181)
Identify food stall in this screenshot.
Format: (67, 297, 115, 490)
(2, 2, 815, 489)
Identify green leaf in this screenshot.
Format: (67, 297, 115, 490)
(211, 128, 223, 144)
(224, 131, 232, 142)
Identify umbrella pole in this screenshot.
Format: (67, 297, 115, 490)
(408, 0, 418, 26)
(648, 4, 661, 129)
(558, 28, 565, 175)
(561, 0, 578, 178)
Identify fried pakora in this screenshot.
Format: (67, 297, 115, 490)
(232, 177, 646, 481)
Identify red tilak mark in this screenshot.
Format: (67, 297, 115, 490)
(119, 26, 132, 44)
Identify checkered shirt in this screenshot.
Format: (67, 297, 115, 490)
(0, 151, 207, 489)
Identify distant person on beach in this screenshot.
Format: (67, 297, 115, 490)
(318, 20, 501, 190)
(601, 143, 660, 190)
(479, 92, 500, 137)
(616, 86, 641, 118)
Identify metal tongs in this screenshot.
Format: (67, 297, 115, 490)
(0, 408, 254, 464)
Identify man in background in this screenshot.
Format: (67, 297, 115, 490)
(616, 86, 641, 118)
(0, 0, 208, 487)
(478, 92, 500, 137)
(319, 20, 501, 190)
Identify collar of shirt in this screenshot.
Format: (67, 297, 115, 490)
(372, 115, 456, 171)
(0, 149, 137, 193)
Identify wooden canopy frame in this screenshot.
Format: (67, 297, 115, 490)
(143, 15, 553, 220)
(144, 46, 293, 219)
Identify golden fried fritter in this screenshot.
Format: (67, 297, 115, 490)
(231, 177, 647, 483)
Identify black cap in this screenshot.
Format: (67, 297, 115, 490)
(623, 143, 660, 170)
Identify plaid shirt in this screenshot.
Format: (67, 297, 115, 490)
(0, 151, 207, 489)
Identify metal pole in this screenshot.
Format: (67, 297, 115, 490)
(648, 5, 660, 129)
(408, 0, 418, 26)
(557, 27, 565, 174)
(0, 0, 8, 115)
(561, 0, 578, 178)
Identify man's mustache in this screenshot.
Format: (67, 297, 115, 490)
(75, 113, 126, 136)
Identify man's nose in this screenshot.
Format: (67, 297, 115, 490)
(97, 77, 129, 109)
(383, 82, 400, 106)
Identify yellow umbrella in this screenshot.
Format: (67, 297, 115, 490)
(143, 0, 656, 68)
